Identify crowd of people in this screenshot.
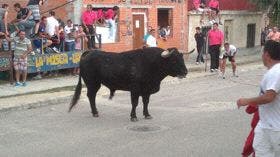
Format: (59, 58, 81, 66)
(192, 0, 222, 25)
(193, 24, 280, 80)
(0, 1, 120, 85)
(193, 21, 280, 157)
(194, 22, 237, 79)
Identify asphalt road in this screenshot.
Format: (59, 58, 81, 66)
(0, 63, 265, 157)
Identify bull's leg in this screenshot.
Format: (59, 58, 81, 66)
(142, 94, 152, 119)
(87, 83, 101, 117)
(130, 93, 139, 122)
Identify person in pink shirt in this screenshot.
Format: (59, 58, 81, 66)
(207, 22, 224, 72)
(267, 26, 280, 42)
(193, 0, 208, 24)
(193, 0, 207, 11)
(208, 0, 222, 25)
(104, 6, 119, 40)
(96, 8, 105, 25)
(82, 4, 97, 49)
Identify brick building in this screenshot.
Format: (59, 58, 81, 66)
(2, 0, 189, 52)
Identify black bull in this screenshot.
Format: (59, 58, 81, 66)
(69, 47, 188, 121)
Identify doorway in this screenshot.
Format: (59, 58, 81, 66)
(133, 14, 145, 49)
(247, 24, 256, 48)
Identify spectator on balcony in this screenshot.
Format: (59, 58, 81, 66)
(104, 6, 119, 41)
(64, 19, 77, 52)
(46, 11, 60, 52)
(208, 0, 222, 25)
(57, 25, 65, 51)
(10, 31, 32, 87)
(82, 4, 97, 50)
(193, 0, 207, 12)
(159, 26, 167, 41)
(193, 0, 209, 24)
(0, 4, 9, 37)
(33, 16, 52, 54)
(26, 0, 44, 21)
(0, 4, 9, 50)
(95, 8, 105, 26)
(12, 3, 35, 37)
(165, 25, 171, 37)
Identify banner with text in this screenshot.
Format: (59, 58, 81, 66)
(27, 51, 82, 73)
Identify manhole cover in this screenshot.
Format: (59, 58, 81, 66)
(127, 125, 162, 132)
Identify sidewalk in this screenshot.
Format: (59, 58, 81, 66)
(0, 46, 262, 112)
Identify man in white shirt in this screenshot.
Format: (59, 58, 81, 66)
(45, 11, 60, 52)
(237, 40, 280, 157)
(219, 42, 238, 79)
(64, 19, 77, 51)
(46, 11, 59, 37)
(146, 29, 157, 47)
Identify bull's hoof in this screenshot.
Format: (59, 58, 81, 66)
(130, 117, 138, 122)
(144, 115, 153, 119)
(92, 113, 99, 117)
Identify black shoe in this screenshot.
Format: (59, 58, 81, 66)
(29, 33, 38, 38)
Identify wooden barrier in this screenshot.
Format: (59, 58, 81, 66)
(27, 51, 82, 73)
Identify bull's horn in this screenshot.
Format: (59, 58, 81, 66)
(161, 50, 172, 58)
(182, 48, 195, 55)
(170, 49, 176, 53)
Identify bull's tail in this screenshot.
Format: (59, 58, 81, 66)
(69, 74, 82, 112)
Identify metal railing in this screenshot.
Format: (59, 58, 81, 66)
(0, 34, 102, 53)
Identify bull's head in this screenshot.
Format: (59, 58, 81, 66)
(161, 48, 188, 78)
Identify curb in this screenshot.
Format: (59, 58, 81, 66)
(0, 96, 72, 113)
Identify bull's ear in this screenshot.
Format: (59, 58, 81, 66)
(161, 50, 172, 58)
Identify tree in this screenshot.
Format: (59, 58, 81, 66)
(250, 0, 280, 26)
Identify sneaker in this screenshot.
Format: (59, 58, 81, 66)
(210, 69, 214, 72)
(29, 33, 38, 38)
(196, 62, 199, 65)
(53, 47, 60, 53)
(214, 69, 219, 72)
(15, 82, 22, 87)
(22, 82, 27, 86)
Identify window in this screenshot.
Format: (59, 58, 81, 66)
(157, 8, 173, 38)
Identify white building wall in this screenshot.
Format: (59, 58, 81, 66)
(188, 11, 263, 51)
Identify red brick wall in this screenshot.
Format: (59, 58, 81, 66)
(83, 0, 189, 52)
(3, 0, 189, 52)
